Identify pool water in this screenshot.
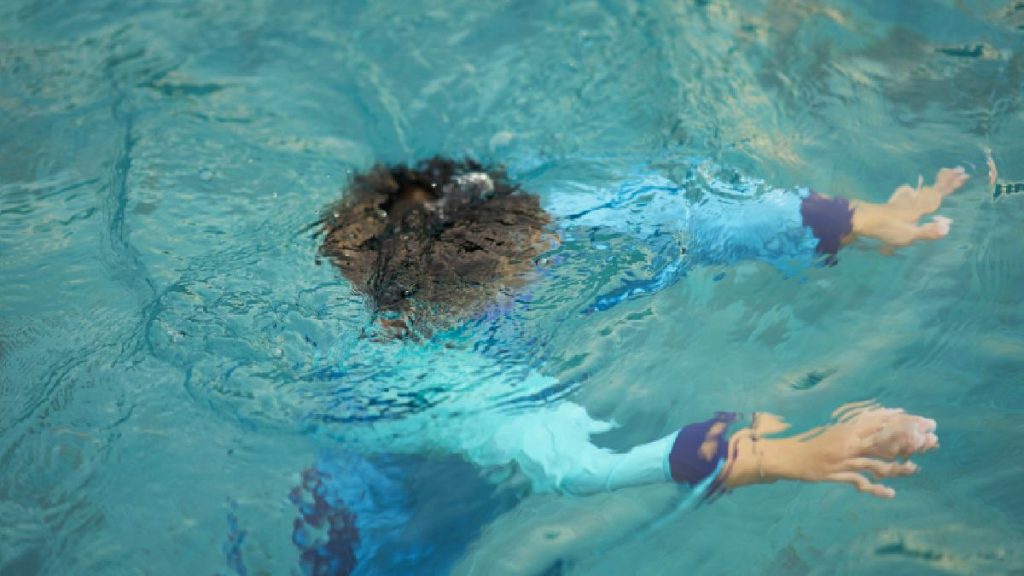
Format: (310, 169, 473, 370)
(2, 0, 1023, 574)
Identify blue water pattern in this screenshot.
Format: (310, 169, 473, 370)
(2, 0, 1023, 575)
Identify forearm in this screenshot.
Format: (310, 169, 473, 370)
(557, 413, 744, 497)
(553, 433, 677, 496)
(518, 413, 736, 497)
(505, 407, 805, 498)
(546, 405, 937, 502)
(486, 403, 682, 497)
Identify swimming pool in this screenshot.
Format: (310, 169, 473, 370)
(1, 0, 1022, 573)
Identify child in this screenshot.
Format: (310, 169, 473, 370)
(306, 157, 950, 573)
(315, 155, 949, 498)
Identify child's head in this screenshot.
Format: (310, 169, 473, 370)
(320, 157, 552, 332)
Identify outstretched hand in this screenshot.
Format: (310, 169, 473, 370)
(792, 403, 939, 499)
(854, 166, 969, 248)
(726, 402, 939, 499)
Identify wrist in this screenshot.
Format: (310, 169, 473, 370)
(723, 436, 803, 488)
(759, 438, 804, 482)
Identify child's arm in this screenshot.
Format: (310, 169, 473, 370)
(515, 402, 936, 500)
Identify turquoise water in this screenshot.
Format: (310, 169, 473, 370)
(2, 0, 1023, 574)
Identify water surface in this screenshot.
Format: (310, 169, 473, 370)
(1, 0, 1023, 574)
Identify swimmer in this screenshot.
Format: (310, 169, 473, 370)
(304, 157, 945, 573)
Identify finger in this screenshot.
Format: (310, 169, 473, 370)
(900, 418, 939, 453)
(831, 400, 879, 422)
(888, 185, 919, 207)
(859, 423, 917, 458)
(853, 408, 906, 440)
(895, 424, 939, 457)
(884, 425, 924, 458)
(938, 166, 967, 179)
(915, 417, 937, 434)
(937, 167, 969, 194)
(792, 425, 827, 442)
(914, 218, 951, 241)
(827, 472, 896, 499)
(754, 412, 791, 435)
(846, 457, 918, 479)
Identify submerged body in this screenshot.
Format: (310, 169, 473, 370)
(302, 158, 956, 574)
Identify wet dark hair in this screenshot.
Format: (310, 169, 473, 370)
(319, 157, 552, 330)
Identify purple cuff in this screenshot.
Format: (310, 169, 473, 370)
(800, 192, 854, 264)
(668, 412, 739, 486)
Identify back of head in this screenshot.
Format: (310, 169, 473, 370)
(319, 157, 552, 333)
